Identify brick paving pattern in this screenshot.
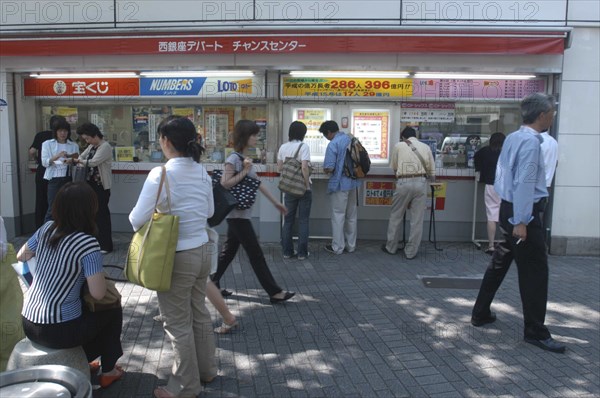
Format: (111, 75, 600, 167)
(14, 233, 598, 397)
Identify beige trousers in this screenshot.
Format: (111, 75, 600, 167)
(385, 177, 427, 258)
(329, 189, 358, 254)
(157, 244, 217, 397)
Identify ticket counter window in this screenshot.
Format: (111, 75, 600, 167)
(402, 102, 521, 168)
(40, 104, 267, 163)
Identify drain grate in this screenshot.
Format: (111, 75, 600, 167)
(419, 276, 482, 289)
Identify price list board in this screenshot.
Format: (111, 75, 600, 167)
(401, 102, 456, 123)
(412, 79, 546, 100)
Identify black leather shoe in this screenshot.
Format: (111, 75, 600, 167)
(524, 337, 566, 353)
(270, 291, 295, 304)
(381, 244, 397, 255)
(471, 312, 496, 327)
(220, 289, 233, 297)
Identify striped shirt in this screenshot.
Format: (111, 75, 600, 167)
(22, 222, 103, 324)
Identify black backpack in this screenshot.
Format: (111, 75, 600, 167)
(343, 135, 371, 179)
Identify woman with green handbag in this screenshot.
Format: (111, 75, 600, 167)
(129, 116, 217, 398)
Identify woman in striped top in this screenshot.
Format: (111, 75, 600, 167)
(17, 182, 124, 388)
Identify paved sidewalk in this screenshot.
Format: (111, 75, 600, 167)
(13, 233, 599, 397)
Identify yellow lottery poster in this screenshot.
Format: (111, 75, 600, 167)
(115, 146, 135, 162)
(172, 107, 195, 119)
(428, 182, 447, 210)
(295, 109, 328, 131)
(54, 107, 78, 124)
(282, 77, 413, 99)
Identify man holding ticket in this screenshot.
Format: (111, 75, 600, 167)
(471, 93, 566, 353)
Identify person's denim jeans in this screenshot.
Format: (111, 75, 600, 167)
(281, 190, 312, 257)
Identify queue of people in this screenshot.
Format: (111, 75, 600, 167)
(11, 94, 563, 397)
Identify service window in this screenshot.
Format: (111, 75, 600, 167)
(40, 104, 267, 163)
(400, 102, 521, 168)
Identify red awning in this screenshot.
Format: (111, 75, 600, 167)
(0, 29, 567, 56)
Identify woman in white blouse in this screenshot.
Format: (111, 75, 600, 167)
(129, 116, 216, 398)
(41, 118, 79, 222)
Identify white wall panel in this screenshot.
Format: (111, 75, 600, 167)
(1, 0, 114, 29)
(115, 0, 401, 26)
(562, 28, 600, 81)
(552, 186, 600, 237)
(567, 0, 600, 22)
(2, 0, 578, 30)
(401, 0, 567, 25)
(115, 0, 253, 23)
(554, 134, 600, 187)
(255, 0, 401, 22)
(557, 81, 600, 135)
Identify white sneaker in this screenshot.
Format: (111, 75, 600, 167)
(298, 252, 310, 260)
(283, 252, 297, 259)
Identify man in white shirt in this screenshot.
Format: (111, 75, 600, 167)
(540, 130, 558, 188)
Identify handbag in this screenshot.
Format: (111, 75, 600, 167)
(211, 154, 261, 210)
(278, 143, 308, 197)
(71, 159, 89, 183)
(208, 181, 238, 227)
(124, 166, 179, 292)
(82, 274, 122, 312)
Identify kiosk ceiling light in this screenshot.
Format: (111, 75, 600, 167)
(140, 71, 254, 77)
(414, 73, 537, 80)
(289, 71, 410, 78)
(29, 72, 138, 79)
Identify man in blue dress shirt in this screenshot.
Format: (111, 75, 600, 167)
(319, 121, 361, 255)
(471, 93, 566, 353)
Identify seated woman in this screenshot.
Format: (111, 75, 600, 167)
(17, 182, 124, 388)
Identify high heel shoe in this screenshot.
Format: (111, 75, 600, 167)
(98, 365, 124, 388)
(270, 291, 295, 304)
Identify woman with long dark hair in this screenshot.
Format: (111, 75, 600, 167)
(17, 182, 124, 388)
(211, 120, 295, 304)
(129, 116, 217, 398)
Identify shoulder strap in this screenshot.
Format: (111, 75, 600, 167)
(155, 165, 173, 213)
(404, 139, 429, 175)
(292, 143, 303, 160)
